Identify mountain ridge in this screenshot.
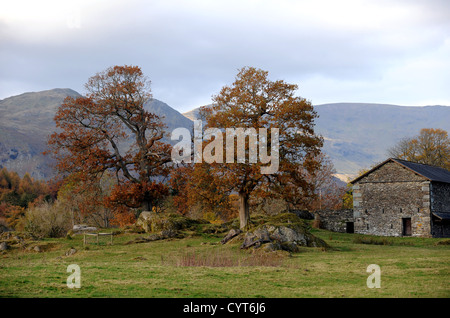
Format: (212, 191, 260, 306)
(0, 89, 193, 179)
(1, 88, 449, 181)
(182, 103, 450, 181)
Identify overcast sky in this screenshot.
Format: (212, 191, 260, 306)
(1, 0, 449, 113)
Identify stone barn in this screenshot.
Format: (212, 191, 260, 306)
(350, 158, 450, 238)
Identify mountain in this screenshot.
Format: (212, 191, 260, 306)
(182, 103, 450, 181)
(0, 88, 82, 179)
(182, 107, 203, 122)
(315, 103, 450, 180)
(0, 89, 193, 179)
(145, 99, 193, 133)
(2, 88, 449, 182)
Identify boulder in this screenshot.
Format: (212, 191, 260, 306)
(220, 228, 242, 244)
(73, 224, 97, 233)
(65, 248, 77, 256)
(261, 242, 280, 252)
(240, 227, 273, 249)
(0, 224, 12, 233)
(135, 212, 154, 233)
(280, 241, 300, 253)
(135, 211, 200, 235)
(125, 233, 168, 245)
(221, 212, 328, 253)
(253, 227, 271, 242)
(241, 232, 262, 249)
(0, 242, 9, 251)
(268, 225, 308, 246)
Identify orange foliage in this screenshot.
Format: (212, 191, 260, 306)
(198, 67, 323, 228)
(110, 205, 136, 227)
(107, 180, 169, 211)
(0, 167, 52, 229)
(46, 65, 172, 221)
(170, 164, 236, 221)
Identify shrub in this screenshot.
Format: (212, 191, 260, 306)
(24, 201, 72, 238)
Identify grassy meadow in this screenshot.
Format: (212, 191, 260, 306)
(0, 226, 449, 298)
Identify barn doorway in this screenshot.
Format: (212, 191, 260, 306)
(402, 218, 412, 236)
(346, 222, 354, 233)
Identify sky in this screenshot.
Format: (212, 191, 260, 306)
(1, 0, 450, 113)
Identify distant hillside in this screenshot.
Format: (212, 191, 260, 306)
(2, 88, 448, 181)
(145, 99, 193, 134)
(315, 103, 450, 180)
(0, 88, 81, 179)
(183, 103, 450, 181)
(0, 89, 192, 179)
(182, 107, 204, 122)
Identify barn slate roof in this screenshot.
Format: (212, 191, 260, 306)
(432, 212, 450, 220)
(350, 158, 450, 184)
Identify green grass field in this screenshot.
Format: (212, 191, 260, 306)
(0, 228, 449, 298)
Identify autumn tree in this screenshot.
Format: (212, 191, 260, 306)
(47, 65, 172, 218)
(0, 167, 50, 229)
(388, 128, 450, 170)
(250, 153, 349, 213)
(300, 153, 347, 211)
(57, 172, 116, 228)
(170, 163, 235, 221)
(199, 67, 323, 229)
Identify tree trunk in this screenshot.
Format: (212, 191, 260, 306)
(239, 192, 250, 230)
(142, 200, 151, 211)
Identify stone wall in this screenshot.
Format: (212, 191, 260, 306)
(315, 161, 450, 238)
(352, 161, 432, 237)
(314, 209, 354, 233)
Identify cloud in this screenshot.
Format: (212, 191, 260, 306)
(0, 0, 449, 111)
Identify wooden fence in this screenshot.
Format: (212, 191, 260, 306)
(83, 232, 113, 246)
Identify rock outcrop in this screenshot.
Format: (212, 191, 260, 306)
(0, 224, 12, 233)
(221, 213, 328, 253)
(135, 211, 205, 236)
(0, 241, 9, 251)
